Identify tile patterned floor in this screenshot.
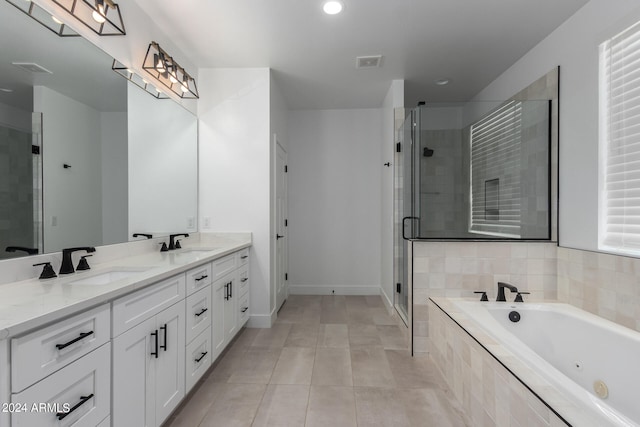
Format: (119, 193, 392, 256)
(165, 295, 467, 427)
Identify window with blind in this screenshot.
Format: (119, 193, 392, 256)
(469, 101, 522, 238)
(600, 20, 640, 255)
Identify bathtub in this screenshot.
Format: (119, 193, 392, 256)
(441, 299, 640, 426)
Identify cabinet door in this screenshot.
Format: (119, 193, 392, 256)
(155, 301, 185, 425)
(224, 275, 238, 342)
(112, 317, 156, 427)
(211, 278, 226, 361)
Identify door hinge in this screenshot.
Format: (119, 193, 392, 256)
(396, 142, 401, 153)
(285, 165, 288, 173)
(396, 283, 402, 293)
(285, 273, 288, 281)
(285, 219, 288, 227)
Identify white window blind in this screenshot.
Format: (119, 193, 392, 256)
(600, 21, 640, 254)
(469, 101, 522, 238)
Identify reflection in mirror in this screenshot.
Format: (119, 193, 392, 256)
(0, 0, 198, 260)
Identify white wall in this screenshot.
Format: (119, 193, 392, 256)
(198, 68, 272, 326)
(128, 83, 198, 236)
(471, 0, 640, 252)
(381, 80, 404, 307)
(288, 108, 383, 294)
(35, 86, 103, 251)
(101, 111, 128, 245)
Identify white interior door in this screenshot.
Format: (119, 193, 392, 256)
(275, 140, 288, 312)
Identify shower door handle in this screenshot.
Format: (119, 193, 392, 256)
(402, 216, 419, 240)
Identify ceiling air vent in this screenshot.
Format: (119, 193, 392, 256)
(12, 62, 53, 74)
(356, 55, 383, 69)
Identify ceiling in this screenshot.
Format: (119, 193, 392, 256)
(133, 0, 589, 110)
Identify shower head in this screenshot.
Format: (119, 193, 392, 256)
(423, 147, 434, 157)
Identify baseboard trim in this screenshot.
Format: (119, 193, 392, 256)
(289, 285, 380, 295)
(380, 287, 394, 314)
(247, 312, 274, 328)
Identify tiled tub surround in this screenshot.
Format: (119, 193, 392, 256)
(0, 232, 251, 338)
(412, 241, 558, 354)
(429, 298, 576, 427)
(557, 247, 640, 333)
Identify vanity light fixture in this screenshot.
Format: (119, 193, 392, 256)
(112, 59, 170, 99)
(4, 0, 79, 37)
(47, 0, 126, 36)
(142, 42, 199, 99)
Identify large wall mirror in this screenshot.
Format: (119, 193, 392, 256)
(0, 0, 198, 260)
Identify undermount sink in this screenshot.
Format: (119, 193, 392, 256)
(66, 268, 148, 286)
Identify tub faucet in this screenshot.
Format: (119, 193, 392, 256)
(60, 247, 96, 274)
(496, 282, 518, 302)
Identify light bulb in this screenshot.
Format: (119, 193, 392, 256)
(154, 54, 165, 73)
(180, 83, 189, 93)
(169, 67, 178, 84)
(92, 0, 106, 23)
(51, 15, 63, 25)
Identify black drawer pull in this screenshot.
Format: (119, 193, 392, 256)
(160, 324, 167, 351)
(241, 278, 248, 282)
(241, 307, 248, 312)
(195, 275, 208, 282)
(56, 331, 94, 350)
(151, 330, 158, 358)
(195, 352, 208, 363)
(240, 255, 248, 259)
(229, 282, 233, 298)
(56, 393, 94, 420)
(195, 307, 208, 317)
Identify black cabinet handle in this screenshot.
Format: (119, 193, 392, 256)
(229, 282, 233, 298)
(241, 255, 248, 259)
(56, 331, 94, 350)
(241, 307, 248, 313)
(151, 330, 158, 358)
(160, 324, 167, 351)
(195, 307, 208, 317)
(195, 275, 208, 282)
(56, 394, 94, 420)
(241, 278, 248, 282)
(195, 352, 208, 363)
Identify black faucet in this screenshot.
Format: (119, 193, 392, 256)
(6, 246, 39, 255)
(496, 282, 518, 302)
(168, 234, 189, 250)
(60, 247, 96, 274)
(132, 233, 153, 239)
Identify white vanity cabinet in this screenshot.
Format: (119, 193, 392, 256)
(112, 275, 186, 427)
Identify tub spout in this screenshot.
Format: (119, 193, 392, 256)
(497, 282, 518, 302)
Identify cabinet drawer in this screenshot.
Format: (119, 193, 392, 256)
(11, 343, 110, 427)
(185, 327, 211, 393)
(238, 293, 250, 327)
(112, 274, 185, 337)
(11, 304, 110, 393)
(186, 263, 212, 296)
(237, 248, 250, 267)
(211, 254, 236, 281)
(185, 286, 212, 345)
(237, 267, 249, 298)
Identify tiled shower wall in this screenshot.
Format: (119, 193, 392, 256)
(413, 241, 640, 354)
(412, 241, 558, 355)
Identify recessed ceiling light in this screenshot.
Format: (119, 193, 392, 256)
(435, 78, 450, 86)
(323, 1, 343, 15)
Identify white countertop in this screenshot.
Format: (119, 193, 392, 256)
(0, 233, 251, 339)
